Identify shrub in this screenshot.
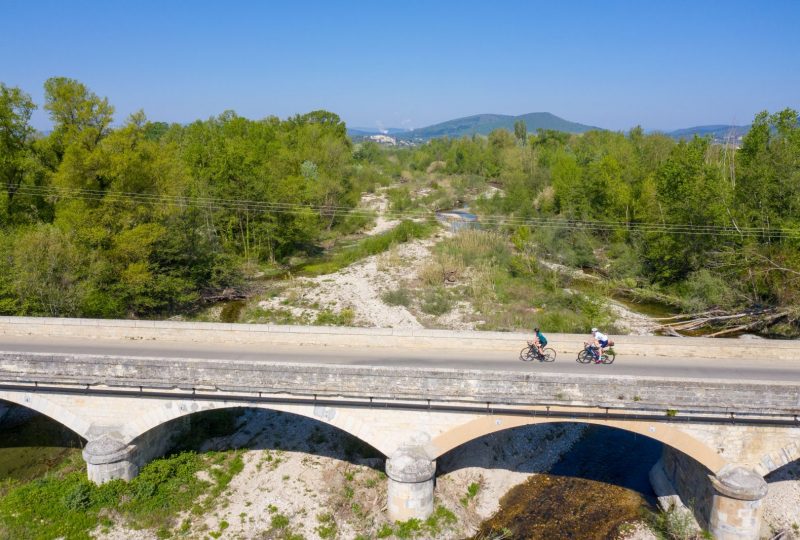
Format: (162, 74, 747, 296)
(381, 287, 412, 307)
(315, 513, 337, 539)
(376, 523, 394, 538)
(315, 308, 355, 326)
(440, 230, 511, 267)
(677, 269, 739, 311)
(421, 287, 453, 316)
(395, 518, 422, 539)
(271, 513, 290, 529)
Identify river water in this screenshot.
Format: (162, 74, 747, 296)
(471, 424, 662, 540)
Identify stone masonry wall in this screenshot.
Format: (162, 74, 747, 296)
(1, 351, 798, 416)
(662, 446, 715, 529)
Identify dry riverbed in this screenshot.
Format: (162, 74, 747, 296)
(95, 410, 586, 540)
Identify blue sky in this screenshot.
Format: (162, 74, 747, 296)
(2, 0, 798, 131)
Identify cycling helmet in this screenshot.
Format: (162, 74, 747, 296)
(591, 327, 598, 332)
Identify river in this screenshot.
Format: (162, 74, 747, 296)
(471, 424, 662, 540)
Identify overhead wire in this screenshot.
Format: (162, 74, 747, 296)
(11, 184, 800, 239)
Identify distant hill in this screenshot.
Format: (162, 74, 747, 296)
(665, 124, 750, 141)
(396, 112, 602, 140)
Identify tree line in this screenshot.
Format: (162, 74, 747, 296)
(397, 112, 800, 334)
(0, 78, 370, 318)
(2, 77, 798, 332)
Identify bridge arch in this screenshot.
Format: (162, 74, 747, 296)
(430, 414, 729, 474)
(123, 399, 390, 458)
(0, 391, 91, 440)
(758, 439, 800, 476)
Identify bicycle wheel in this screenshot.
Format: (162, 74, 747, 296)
(520, 347, 535, 362)
(602, 351, 616, 364)
(576, 349, 592, 363)
(542, 348, 556, 362)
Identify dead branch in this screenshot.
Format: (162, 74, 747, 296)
(705, 311, 789, 337)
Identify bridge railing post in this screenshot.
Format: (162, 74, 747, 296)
(385, 446, 436, 522)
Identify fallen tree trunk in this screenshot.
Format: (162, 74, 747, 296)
(656, 307, 794, 338)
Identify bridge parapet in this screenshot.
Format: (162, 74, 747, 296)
(2, 316, 800, 360)
(1, 351, 798, 418)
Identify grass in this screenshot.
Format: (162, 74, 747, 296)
(381, 287, 412, 307)
(315, 307, 355, 326)
(420, 287, 454, 316)
(406, 228, 619, 333)
(315, 512, 337, 539)
(0, 449, 245, 539)
(0, 409, 247, 539)
(461, 481, 481, 507)
(302, 220, 436, 276)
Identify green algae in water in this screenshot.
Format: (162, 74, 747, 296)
(472, 474, 647, 540)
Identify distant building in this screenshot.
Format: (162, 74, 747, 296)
(367, 134, 397, 145)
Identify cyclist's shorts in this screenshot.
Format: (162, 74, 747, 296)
(599, 339, 609, 347)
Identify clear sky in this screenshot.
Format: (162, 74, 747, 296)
(2, 0, 798, 132)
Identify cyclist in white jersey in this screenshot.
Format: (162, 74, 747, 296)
(589, 327, 609, 363)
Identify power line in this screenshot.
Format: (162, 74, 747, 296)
(12, 184, 800, 239)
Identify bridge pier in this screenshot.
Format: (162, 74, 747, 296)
(83, 435, 139, 483)
(708, 465, 768, 540)
(655, 447, 768, 540)
(82, 417, 191, 484)
(386, 446, 436, 522)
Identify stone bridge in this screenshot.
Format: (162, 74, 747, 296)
(0, 316, 799, 539)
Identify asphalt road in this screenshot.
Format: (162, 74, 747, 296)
(1, 335, 799, 383)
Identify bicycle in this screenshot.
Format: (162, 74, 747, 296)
(520, 342, 556, 363)
(576, 344, 615, 364)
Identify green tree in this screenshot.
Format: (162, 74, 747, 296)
(513, 120, 527, 146)
(0, 84, 36, 215)
(44, 77, 114, 155)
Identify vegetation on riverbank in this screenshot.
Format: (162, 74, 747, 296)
(0, 410, 243, 540)
(2, 77, 798, 334)
(381, 112, 800, 336)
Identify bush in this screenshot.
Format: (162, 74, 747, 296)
(421, 287, 453, 316)
(649, 504, 700, 540)
(335, 210, 377, 235)
(381, 287, 412, 307)
(440, 230, 511, 267)
(676, 269, 739, 311)
(315, 307, 355, 326)
(271, 513, 290, 529)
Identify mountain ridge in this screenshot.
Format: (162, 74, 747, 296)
(397, 112, 601, 140)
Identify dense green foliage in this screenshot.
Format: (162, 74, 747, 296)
(0, 78, 377, 318)
(395, 114, 800, 332)
(0, 449, 243, 540)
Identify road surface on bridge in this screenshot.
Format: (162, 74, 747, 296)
(1, 334, 798, 383)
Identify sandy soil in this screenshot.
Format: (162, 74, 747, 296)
(95, 410, 586, 540)
(256, 239, 433, 329)
(607, 300, 661, 336)
(360, 193, 400, 237)
(255, 228, 476, 331)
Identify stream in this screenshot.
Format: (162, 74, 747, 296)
(472, 424, 662, 540)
